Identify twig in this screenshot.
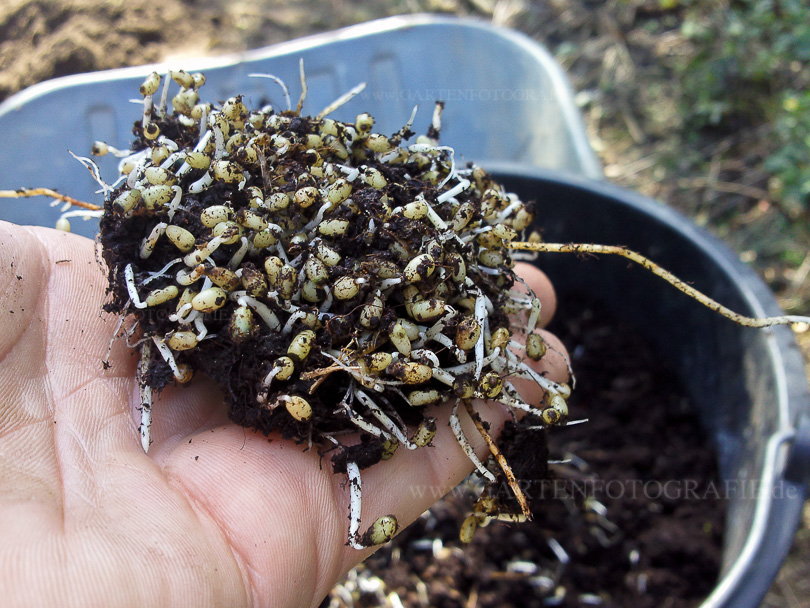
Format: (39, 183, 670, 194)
(677, 177, 771, 201)
(0, 187, 101, 211)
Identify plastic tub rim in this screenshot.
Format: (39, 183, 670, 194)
(0, 14, 602, 181)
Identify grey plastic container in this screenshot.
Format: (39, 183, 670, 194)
(0, 14, 806, 607)
(0, 13, 599, 238)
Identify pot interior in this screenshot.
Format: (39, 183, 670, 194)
(492, 165, 806, 607)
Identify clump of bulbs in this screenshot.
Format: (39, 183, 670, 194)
(96, 65, 572, 548)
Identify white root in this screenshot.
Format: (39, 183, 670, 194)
(475, 265, 501, 276)
(142, 93, 153, 131)
(260, 366, 282, 393)
(385, 105, 418, 150)
(188, 170, 213, 193)
(139, 222, 167, 259)
(317, 82, 367, 120)
(209, 113, 227, 160)
(445, 348, 501, 375)
(431, 333, 466, 362)
(124, 264, 148, 309)
(428, 306, 458, 336)
(137, 340, 154, 453)
(175, 265, 205, 286)
(158, 151, 184, 171)
(436, 147, 457, 188)
(54, 209, 104, 226)
(337, 385, 391, 439)
(497, 384, 546, 417)
(156, 73, 171, 116)
(496, 200, 523, 224)
(193, 315, 209, 341)
(234, 293, 281, 331)
(152, 335, 185, 380)
(125, 150, 151, 188)
(355, 389, 415, 450)
(183, 235, 224, 266)
(436, 178, 471, 205)
(170, 305, 194, 325)
(430, 367, 456, 386)
(69, 151, 114, 196)
(248, 72, 292, 111)
(506, 358, 569, 396)
(303, 201, 334, 233)
(227, 237, 250, 269)
(526, 418, 589, 430)
(449, 402, 495, 482)
(143, 257, 183, 285)
(473, 289, 488, 379)
(281, 309, 307, 335)
(346, 461, 365, 550)
(102, 313, 127, 370)
(296, 58, 307, 115)
(336, 164, 360, 182)
(527, 297, 542, 333)
(420, 194, 450, 233)
(410, 348, 440, 367)
(166, 186, 183, 220)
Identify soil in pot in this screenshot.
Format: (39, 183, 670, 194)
(324, 292, 725, 608)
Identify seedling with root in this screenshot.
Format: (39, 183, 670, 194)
(2, 63, 808, 550)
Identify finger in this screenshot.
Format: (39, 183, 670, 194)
(509, 329, 570, 407)
(508, 261, 570, 405)
(0, 221, 47, 360)
(15, 227, 233, 462)
(22, 227, 134, 389)
(0, 222, 63, 516)
(0, 226, 158, 541)
(163, 425, 346, 608)
(17, 228, 140, 444)
(512, 261, 557, 327)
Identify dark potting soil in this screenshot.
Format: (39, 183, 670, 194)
(324, 294, 724, 607)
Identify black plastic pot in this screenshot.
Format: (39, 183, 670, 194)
(490, 163, 810, 608)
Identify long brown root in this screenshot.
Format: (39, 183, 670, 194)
(464, 399, 532, 519)
(0, 187, 101, 211)
(510, 241, 810, 330)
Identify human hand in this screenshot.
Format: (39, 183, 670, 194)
(0, 220, 568, 607)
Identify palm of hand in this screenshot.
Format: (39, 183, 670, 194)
(0, 222, 565, 607)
